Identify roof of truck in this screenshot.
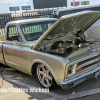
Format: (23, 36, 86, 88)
(7, 18, 57, 25)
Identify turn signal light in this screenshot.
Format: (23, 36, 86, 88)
(77, 68, 82, 72)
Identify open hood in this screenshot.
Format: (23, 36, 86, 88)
(33, 11, 100, 49)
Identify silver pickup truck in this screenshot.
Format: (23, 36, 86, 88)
(1, 11, 100, 90)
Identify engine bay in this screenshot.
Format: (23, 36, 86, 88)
(36, 30, 100, 57)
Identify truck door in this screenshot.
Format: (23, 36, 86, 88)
(3, 25, 25, 72)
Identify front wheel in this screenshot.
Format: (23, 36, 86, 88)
(36, 64, 56, 89)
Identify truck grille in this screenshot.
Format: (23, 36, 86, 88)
(77, 54, 100, 71)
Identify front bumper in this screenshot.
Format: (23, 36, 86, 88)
(61, 66, 100, 90)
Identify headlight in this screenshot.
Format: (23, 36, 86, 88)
(67, 63, 77, 77)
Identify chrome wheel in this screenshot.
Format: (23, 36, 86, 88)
(37, 64, 53, 88)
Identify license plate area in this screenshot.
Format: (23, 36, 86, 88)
(94, 70, 100, 78)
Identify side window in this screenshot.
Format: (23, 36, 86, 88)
(7, 26, 22, 42)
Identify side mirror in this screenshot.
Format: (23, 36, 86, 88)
(12, 40, 18, 45)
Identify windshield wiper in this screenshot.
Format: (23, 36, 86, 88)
(29, 35, 41, 41)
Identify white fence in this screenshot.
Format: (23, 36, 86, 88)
(0, 28, 5, 35)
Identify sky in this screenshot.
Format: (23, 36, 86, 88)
(0, 0, 34, 14)
(0, 0, 100, 14)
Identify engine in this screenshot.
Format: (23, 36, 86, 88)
(50, 34, 91, 57)
(50, 40, 77, 56)
(36, 31, 100, 57)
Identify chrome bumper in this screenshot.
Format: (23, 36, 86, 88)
(61, 66, 100, 90)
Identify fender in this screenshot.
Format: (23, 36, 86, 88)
(31, 59, 61, 85)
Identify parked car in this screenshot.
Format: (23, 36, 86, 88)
(1, 11, 100, 90)
(54, 4, 100, 19)
(53, 5, 100, 39)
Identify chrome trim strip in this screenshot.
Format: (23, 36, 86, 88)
(61, 65, 100, 84)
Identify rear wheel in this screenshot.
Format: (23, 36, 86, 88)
(36, 64, 56, 89)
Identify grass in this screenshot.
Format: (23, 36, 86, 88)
(0, 35, 5, 41)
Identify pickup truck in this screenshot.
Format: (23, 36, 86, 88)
(1, 11, 100, 90)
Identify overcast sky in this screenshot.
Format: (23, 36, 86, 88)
(0, 0, 34, 14)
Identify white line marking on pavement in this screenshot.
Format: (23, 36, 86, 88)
(1, 76, 100, 100)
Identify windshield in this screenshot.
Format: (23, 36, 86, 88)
(20, 21, 56, 41)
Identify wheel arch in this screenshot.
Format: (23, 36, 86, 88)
(31, 59, 57, 83)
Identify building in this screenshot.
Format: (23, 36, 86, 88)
(0, 0, 100, 14)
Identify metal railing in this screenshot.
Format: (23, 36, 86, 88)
(0, 12, 54, 35)
(0, 28, 5, 35)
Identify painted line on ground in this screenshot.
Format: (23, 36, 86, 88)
(0, 76, 100, 100)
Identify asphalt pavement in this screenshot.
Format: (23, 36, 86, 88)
(67, 94, 100, 100)
(0, 64, 100, 100)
